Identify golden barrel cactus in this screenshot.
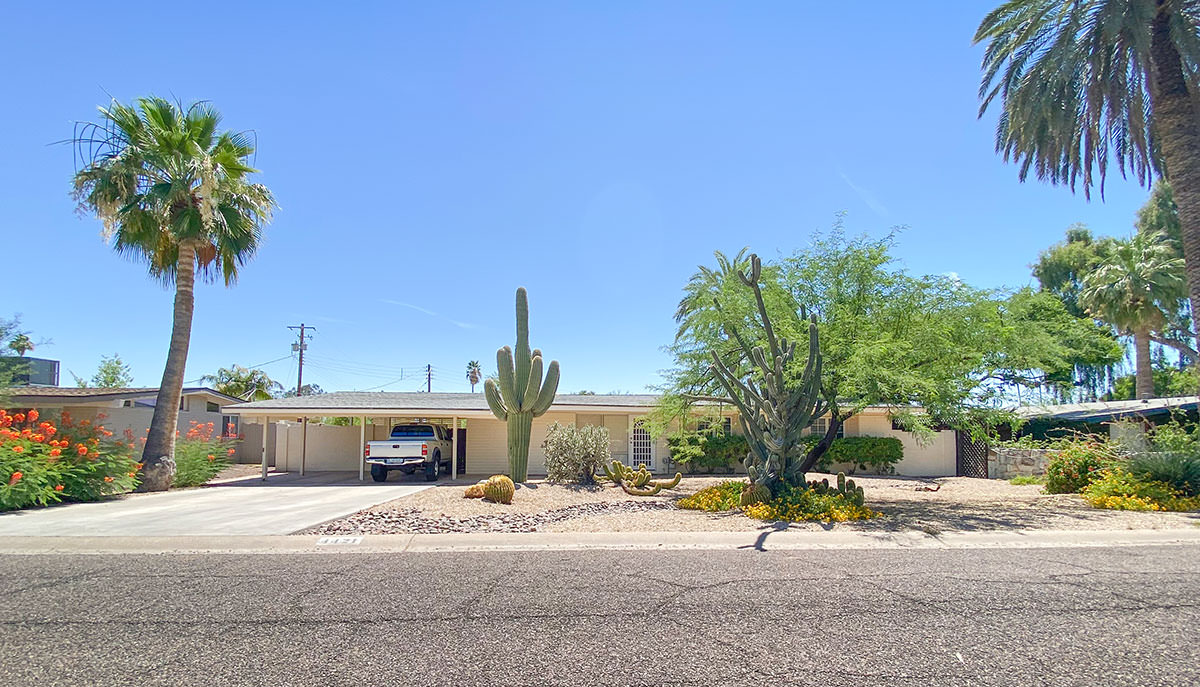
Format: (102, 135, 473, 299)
(482, 474, 515, 504)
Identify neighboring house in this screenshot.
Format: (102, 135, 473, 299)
(224, 392, 964, 478)
(1015, 396, 1200, 440)
(4, 386, 244, 439)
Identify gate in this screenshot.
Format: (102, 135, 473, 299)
(956, 431, 988, 478)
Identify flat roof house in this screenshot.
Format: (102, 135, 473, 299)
(224, 392, 964, 480)
(6, 386, 243, 438)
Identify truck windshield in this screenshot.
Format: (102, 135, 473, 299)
(390, 425, 434, 438)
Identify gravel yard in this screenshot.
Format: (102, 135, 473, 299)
(306, 473, 1200, 535)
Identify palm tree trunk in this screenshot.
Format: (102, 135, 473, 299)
(139, 243, 197, 491)
(1149, 5, 1200, 376)
(1134, 328, 1155, 400)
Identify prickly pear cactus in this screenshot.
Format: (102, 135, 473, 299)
(484, 288, 560, 483)
(482, 474, 515, 504)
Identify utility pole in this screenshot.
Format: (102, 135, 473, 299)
(287, 323, 315, 395)
(426, 364, 432, 393)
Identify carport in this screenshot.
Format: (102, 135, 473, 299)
(222, 392, 668, 481)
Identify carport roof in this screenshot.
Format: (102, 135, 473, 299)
(223, 391, 665, 416)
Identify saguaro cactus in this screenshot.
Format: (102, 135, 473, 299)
(484, 288, 560, 482)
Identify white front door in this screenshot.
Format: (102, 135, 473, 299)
(628, 417, 655, 469)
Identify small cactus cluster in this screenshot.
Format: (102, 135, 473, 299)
(807, 471, 865, 507)
(482, 474, 515, 504)
(739, 482, 771, 507)
(596, 459, 682, 496)
(463, 475, 516, 504)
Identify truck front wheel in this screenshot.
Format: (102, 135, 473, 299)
(370, 465, 389, 483)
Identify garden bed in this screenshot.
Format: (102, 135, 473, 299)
(306, 473, 1200, 535)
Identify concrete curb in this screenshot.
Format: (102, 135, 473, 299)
(1, 527, 1198, 555)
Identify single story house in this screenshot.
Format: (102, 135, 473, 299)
(223, 392, 967, 480)
(6, 386, 244, 439)
(1015, 396, 1200, 439)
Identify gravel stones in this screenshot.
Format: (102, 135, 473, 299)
(310, 500, 676, 535)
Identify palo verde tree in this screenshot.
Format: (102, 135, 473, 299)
(975, 0, 1200, 351)
(72, 97, 275, 491)
(654, 222, 1121, 450)
(698, 254, 830, 494)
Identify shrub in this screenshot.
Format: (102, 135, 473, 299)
(0, 409, 139, 511)
(542, 422, 610, 484)
(677, 480, 745, 512)
(743, 482, 879, 522)
(1081, 468, 1200, 512)
(1009, 475, 1045, 486)
(803, 435, 904, 475)
(173, 421, 236, 488)
(1043, 439, 1116, 494)
(1125, 451, 1200, 498)
(668, 431, 747, 473)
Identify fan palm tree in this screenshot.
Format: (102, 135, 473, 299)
(1080, 232, 1186, 398)
(466, 360, 482, 392)
(976, 1, 1200, 335)
(72, 97, 275, 491)
(201, 365, 282, 401)
(7, 334, 33, 357)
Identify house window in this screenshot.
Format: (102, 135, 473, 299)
(206, 401, 220, 413)
(221, 415, 240, 438)
(809, 417, 844, 439)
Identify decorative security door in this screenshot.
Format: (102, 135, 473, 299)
(956, 431, 989, 478)
(629, 418, 655, 470)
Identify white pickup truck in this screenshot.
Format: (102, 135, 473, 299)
(364, 423, 453, 482)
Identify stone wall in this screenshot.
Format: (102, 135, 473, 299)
(988, 447, 1053, 479)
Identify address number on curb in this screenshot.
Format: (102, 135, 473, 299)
(316, 536, 363, 546)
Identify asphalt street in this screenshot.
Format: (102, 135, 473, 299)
(1, 543, 1196, 686)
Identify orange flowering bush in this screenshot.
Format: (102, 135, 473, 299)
(0, 409, 139, 510)
(173, 421, 237, 487)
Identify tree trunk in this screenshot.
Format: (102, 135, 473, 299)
(1149, 4, 1200, 380)
(139, 243, 197, 491)
(1134, 328, 1155, 399)
(797, 414, 844, 476)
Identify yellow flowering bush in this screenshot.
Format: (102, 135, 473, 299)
(743, 485, 880, 523)
(1081, 468, 1200, 512)
(677, 480, 744, 512)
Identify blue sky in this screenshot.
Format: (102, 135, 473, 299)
(2, 1, 1152, 395)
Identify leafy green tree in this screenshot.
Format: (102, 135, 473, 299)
(1081, 231, 1187, 399)
(89, 354, 134, 389)
(72, 97, 275, 491)
(201, 365, 282, 401)
(656, 225, 1120, 441)
(465, 360, 482, 392)
(284, 383, 324, 397)
(975, 1, 1200, 348)
(8, 333, 34, 357)
(0, 318, 32, 398)
(1112, 347, 1198, 399)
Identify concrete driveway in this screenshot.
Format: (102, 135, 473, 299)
(0, 472, 429, 536)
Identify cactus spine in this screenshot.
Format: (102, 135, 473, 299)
(707, 254, 828, 495)
(484, 288, 560, 482)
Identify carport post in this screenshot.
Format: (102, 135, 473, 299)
(260, 416, 270, 481)
(451, 416, 458, 479)
(358, 416, 366, 481)
(300, 417, 307, 476)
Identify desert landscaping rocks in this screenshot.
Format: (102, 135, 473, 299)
(309, 500, 676, 534)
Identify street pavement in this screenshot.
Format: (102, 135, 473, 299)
(1, 542, 1196, 686)
(0, 471, 428, 536)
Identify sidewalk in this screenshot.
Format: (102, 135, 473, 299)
(3, 527, 1198, 555)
